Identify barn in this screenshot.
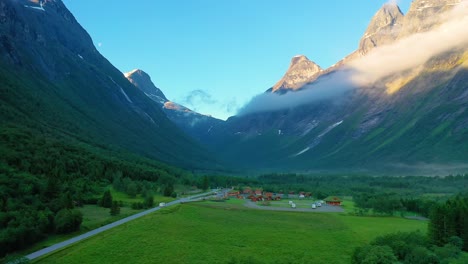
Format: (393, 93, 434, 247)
(324, 196, 342, 206)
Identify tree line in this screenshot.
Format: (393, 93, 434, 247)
(0, 126, 194, 257)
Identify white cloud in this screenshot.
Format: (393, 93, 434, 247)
(349, 1, 468, 85)
(237, 1, 468, 116)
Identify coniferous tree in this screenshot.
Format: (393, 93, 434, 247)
(202, 176, 209, 191)
(144, 192, 154, 208)
(99, 190, 113, 208)
(110, 201, 120, 216)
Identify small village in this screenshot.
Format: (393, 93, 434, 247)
(218, 187, 343, 210)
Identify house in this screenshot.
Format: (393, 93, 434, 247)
(243, 187, 253, 195)
(324, 196, 342, 206)
(264, 192, 273, 200)
(227, 191, 240, 197)
(254, 189, 263, 195)
(305, 192, 312, 198)
(274, 196, 281, 201)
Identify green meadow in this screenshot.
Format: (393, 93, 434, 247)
(34, 200, 427, 264)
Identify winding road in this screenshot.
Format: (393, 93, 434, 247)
(25, 190, 217, 261)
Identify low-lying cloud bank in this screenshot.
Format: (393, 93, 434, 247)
(350, 1, 468, 85)
(237, 70, 355, 115)
(238, 1, 468, 116)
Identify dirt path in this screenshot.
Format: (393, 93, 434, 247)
(243, 201, 344, 213)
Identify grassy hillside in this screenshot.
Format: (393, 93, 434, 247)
(35, 201, 427, 264)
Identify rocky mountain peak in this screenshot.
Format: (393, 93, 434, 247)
(271, 55, 322, 93)
(358, 3, 404, 55)
(397, 0, 463, 38)
(125, 69, 168, 103)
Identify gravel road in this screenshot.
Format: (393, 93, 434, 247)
(243, 201, 344, 213)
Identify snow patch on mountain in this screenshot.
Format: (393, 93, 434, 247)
(119, 88, 133, 103)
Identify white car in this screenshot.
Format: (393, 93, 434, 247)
(159, 202, 166, 207)
(312, 204, 317, 209)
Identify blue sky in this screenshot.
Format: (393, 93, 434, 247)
(63, 0, 411, 120)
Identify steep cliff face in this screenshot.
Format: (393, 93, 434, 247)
(398, 0, 463, 38)
(358, 3, 404, 55)
(270, 55, 322, 93)
(206, 0, 468, 174)
(124, 69, 223, 144)
(0, 0, 219, 169)
(125, 69, 168, 104)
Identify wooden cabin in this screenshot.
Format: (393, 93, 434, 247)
(324, 196, 342, 206)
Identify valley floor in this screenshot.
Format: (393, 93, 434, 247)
(34, 200, 427, 264)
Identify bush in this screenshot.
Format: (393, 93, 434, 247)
(352, 245, 397, 264)
(110, 201, 120, 216)
(54, 209, 83, 234)
(131, 202, 144, 210)
(98, 190, 113, 208)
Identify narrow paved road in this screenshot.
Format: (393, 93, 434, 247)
(26, 190, 217, 261)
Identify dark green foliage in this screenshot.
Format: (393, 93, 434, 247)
(144, 193, 154, 209)
(0, 126, 198, 257)
(163, 183, 174, 197)
(429, 195, 468, 250)
(110, 201, 120, 216)
(3, 255, 31, 264)
(354, 193, 404, 215)
(202, 176, 209, 191)
(404, 246, 439, 264)
(99, 190, 113, 208)
(353, 230, 465, 264)
(54, 209, 83, 234)
(371, 231, 429, 260)
(61, 192, 75, 209)
(131, 202, 144, 210)
(433, 244, 461, 260)
(126, 182, 138, 198)
(352, 245, 397, 264)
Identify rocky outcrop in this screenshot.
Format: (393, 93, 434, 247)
(125, 69, 167, 104)
(270, 55, 322, 93)
(358, 3, 404, 55)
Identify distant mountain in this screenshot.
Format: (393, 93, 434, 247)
(0, 0, 220, 170)
(205, 0, 468, 174)
(124, 69, 168, 104)
(268, 55, 322, 94)
(124, 69, 223, 144)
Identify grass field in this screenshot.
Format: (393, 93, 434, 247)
(19, 189, 175, 256)
(34, 199, 427, 264)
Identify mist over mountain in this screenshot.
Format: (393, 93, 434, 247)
(204, 0, 468, 174)
(1, 0, 466, 175)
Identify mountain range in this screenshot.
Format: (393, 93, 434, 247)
(0, 0, 220, 170)
(1, 0, 467, 175)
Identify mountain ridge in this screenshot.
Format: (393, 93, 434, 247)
(124, 69, 224, 145)
(0, 0, 221, 170)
